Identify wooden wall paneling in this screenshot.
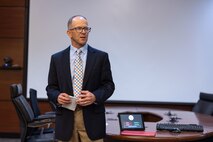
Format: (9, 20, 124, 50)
(0, 101, 19, 133)
(38, 101, 54, 114)
(0, 70, 23, 82)
(0, 70, 23, 100)
(0, 0, 26, 136)
(0, 39, 24, 66)
(0, 7, 25, 38)
(0, 0, 25, 7)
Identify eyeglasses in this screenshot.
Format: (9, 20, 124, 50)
(69, 27, 91, 33)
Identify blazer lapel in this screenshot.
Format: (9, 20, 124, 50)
(83, 46, 97, 88)
(62, 47, 73, 92)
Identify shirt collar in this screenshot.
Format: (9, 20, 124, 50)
(70, 44, 88, 54)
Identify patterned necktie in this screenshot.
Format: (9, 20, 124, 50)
(73, 49, 83, 97)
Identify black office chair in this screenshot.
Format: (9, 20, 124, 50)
(192, 92, 213, 142)
(192, 92, 213, 116)
(29, 88, 56, 118)
(10, 83, 55, 142)
(49, 100, 57, 112)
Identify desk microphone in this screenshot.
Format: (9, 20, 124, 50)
(165, 110, 176, 116)
(168, 116, 181, 123)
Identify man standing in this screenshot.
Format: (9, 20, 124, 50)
(46, 15, 115, 142)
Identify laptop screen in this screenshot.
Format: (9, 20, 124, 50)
(118, 112, 145, 131)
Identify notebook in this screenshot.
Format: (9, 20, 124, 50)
(118, 112, 156, 136)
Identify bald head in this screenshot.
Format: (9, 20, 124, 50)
(67, 15, 88, 30)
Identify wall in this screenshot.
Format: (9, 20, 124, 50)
(0, 0, 193, 137)
(27, 0, 213, 103)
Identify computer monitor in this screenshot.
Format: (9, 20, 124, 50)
(118, 112, 145, 131)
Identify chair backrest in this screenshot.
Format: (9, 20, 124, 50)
(10, 84, 55, 142)
(10, 84, 26, 142)
(29, 88, 41, 117)
(10, 84, 35, 141)
(192, 92, 213, 116)
(10, 83, 22, 98)
(11, 85, 35, 121)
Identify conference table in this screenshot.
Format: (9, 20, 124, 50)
(105, 106, 213, 142)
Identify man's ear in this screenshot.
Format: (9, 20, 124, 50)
(67, 30, 72, 38)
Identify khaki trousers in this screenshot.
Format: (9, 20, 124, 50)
(58, 109, 103, 142)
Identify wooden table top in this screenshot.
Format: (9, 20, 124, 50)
(105, 106, 213, 142)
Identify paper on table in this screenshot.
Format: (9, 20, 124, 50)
(62, 96, 77, 111)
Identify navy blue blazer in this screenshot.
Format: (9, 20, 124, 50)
(46, 45, 115, 141)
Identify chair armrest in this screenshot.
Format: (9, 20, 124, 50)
(28, 119, 53, 128)
(36, 114, 55, 120)
(44, 111, 56, 115)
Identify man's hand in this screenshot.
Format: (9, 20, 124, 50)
(57, 93, 72, 105)
(76, 90, 96, 106)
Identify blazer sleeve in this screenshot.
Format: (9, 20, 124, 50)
(46, 55, 61, 104)
(92, 53, 115, 104)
